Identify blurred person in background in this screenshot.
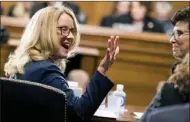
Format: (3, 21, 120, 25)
(129, 1, 164, 33)
(0, 25, 10, 44)
(100, 1, 131, 27)
(68, 69, 90, 93)
(30, 1, 87, 24)
(8, 2, 33, 20)
(154, 2, 174, 34)
(0, 6, 4, 15)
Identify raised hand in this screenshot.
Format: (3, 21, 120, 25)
(97, 36, 119, 75)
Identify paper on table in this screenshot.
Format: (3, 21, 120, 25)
(133, 112, 143, 119)
(94, 109, 117, 119)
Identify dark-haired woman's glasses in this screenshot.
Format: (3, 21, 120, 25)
(169, 30, 189, 40)
(57, 26, 76, 37)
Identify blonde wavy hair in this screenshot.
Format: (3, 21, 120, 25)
(4, 6, 80, 76)
(167, 53, 189, 101)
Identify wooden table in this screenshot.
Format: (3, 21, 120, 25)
(92, 105, 145, 122)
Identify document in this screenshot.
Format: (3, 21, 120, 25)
(94, 108, 117, 119)
(131, 112, 143, 119)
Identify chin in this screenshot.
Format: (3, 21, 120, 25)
(55, 54, 68, 59)
(174, 54, 183, 61)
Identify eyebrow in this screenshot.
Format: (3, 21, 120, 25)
(174, 28, 188, 33)
(57, 25, 74, 29)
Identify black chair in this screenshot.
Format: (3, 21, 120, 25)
(0, 77, 67, 122)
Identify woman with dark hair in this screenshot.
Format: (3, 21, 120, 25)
(139, 7, 189, 122)
(100, 1, 131, 27)
(130, 1, 164, 33)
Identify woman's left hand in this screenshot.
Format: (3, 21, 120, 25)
(97, 36, 119, 75)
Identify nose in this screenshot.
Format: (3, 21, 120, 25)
(170, 36, 176, 44)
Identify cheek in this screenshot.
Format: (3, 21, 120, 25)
(180, 36, 189, 49)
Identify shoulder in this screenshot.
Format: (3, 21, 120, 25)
(25, 60, 61, 72)
(147, 103, 190, 122)
(144, 17, 164, 33)
(22, 60, 65, 82)
(100, 15, 114, 27)
(160, 83, 184, 105)
(114, 14, 131, 23)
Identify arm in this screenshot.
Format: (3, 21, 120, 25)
(42, 65, 113, 121)
(43, 36, 119, 121)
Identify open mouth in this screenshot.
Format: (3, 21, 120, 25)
(61, 43, 69, 50)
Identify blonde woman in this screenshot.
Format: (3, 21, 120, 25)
(4, 6, 119, 122)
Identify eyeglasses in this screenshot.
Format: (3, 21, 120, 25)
(169, 30, 189, 40)
(57, 26, 77, 37)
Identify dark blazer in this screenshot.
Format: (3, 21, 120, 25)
(14, 60, 114, 122)
(139, 83, 188, 122)
(100, 14, 131, 27)
(100, 15, 164, 33)
(142, 17, 165, 33)
(147, 103, 190, 122)
(0, 6, 3, 15)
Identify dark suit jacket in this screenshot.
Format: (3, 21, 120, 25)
(142, 17, 165, 33)
(100, 14, 131, 27)
(139, 83, 188, 122)
(14, 60, 114, 122)
(100, 15, 164, 33)
(147, 103, 190, 122)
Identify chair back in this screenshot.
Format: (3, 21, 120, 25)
(0, 77, 67, 122)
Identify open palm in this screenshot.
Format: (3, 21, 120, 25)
(97, 36, 119, 75)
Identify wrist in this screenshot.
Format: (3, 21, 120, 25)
(97, 67, 106, 76)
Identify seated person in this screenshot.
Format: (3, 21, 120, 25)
(100, 1, 131, 27)
(8, 2, 33, 19)
(4, 6, 119, 122)
(129, 2, 164, 33)
(0, 25, 10, 44)
(68, 69, 90, 93)
(30, 1, 86, 24)
(0, 6, 4, 15)
(139, 53, 189, 122)
(154, 2, 174, 34)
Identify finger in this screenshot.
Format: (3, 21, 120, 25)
(114, 36, 119, 51)
(108, 39, 111, 49)
(114, 46, 119, 59)
(110, 36, 115, 52)
(106, 47, 111, 61)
